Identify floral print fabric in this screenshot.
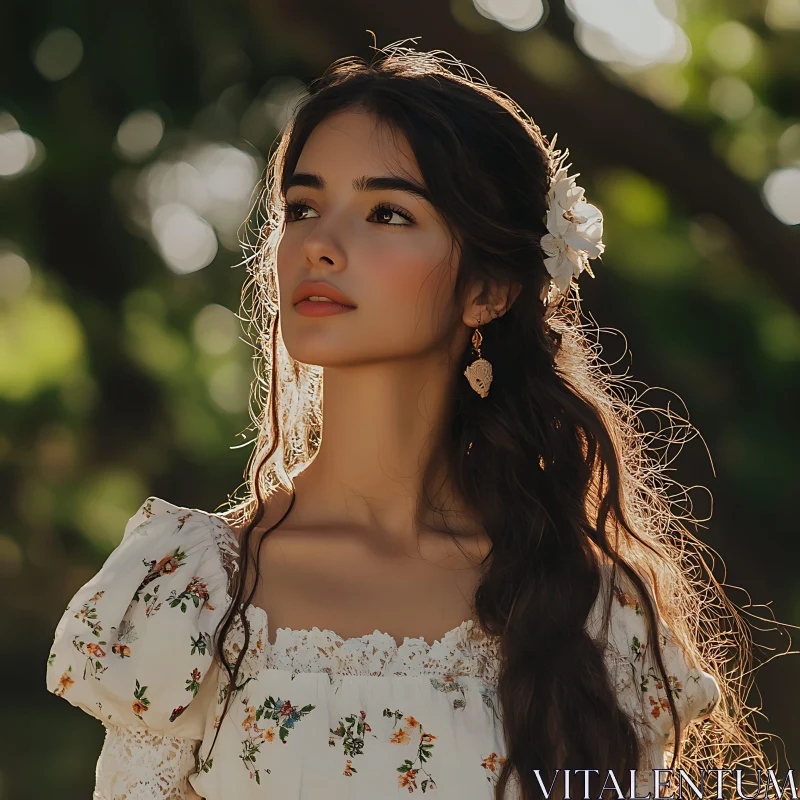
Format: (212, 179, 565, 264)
(46, 497, 721, 800)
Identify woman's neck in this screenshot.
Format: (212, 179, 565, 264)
(284, 353, 479, 548)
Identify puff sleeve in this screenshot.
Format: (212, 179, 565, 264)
(585, 565, 722, 799)
(45, 497, 240, 800)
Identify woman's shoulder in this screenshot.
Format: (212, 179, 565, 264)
(585, 558, 722, 747)
(45, 495, 241, 737)
(124, 495, 241, 551)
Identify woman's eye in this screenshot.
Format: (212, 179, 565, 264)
(283, 202, 318, 222)
(282, 200, 415, 226)
(369, 203, 415, 226)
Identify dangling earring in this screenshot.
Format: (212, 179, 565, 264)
(464, 312, 493, 398)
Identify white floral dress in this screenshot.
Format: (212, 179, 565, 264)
(45, 497, 721, 800)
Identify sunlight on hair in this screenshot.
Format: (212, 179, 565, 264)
(206, 43, 787, 797)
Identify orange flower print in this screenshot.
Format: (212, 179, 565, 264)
(242, 706, 257, 731)
(398, 769, 418, 791)
(385, 708, 438, 792)
(111, 643, 131, 658)
(86, 643, 106, 658)
(54, 671, 74, 697)
(482, 753, 497, 772)
(187, 578, 215, 611)
(482, 752, 508, 786)
(343, 758, 355, 776)
(648, 695, 672, 718)
(132, 680, 150, 721)
(89, 591, 105, 603)
(165, 576, 215, 613)
(186, 667, 202, 697)
(136, 549, 187, 602)
(390, 727, 411, 745)
(613, 583, 643, 615)
(239, 697, 315, 783)
(154, 554, 181, 575)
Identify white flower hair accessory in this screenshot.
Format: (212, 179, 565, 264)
(540, 133, 605, 305)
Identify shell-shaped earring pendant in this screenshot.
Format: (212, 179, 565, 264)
(464, 328, 493, 398)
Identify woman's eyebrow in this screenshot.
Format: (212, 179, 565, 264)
(285, 172, 432, 203)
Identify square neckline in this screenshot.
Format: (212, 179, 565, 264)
(210, 507, 490, 654)
(242, 602, 480, 652)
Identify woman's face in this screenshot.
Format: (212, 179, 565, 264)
(276, 108, 463, 368)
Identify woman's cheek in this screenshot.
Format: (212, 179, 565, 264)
(369, 233, 451, 299)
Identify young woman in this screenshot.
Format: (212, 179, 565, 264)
(46, 44, 769, 800)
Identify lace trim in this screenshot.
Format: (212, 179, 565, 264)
(94, 724, 202, 800)
(222, 604, 502, 684)
(208, 512, 501, 683)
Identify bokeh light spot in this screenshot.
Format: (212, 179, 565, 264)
(763, 168, 800, 225)
(33, 28, 84, 81)
(115, 110, 165, 161)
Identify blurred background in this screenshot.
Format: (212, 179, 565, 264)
(2, 0, 799, 797)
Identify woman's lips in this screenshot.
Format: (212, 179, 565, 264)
(294, 299, 356, 317)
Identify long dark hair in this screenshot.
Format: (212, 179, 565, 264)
(206, 42, 768, 799)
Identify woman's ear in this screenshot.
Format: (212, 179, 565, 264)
(462, 280, 523, 327)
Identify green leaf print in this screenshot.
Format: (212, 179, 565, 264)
(429, 676, 467, 710)
(239, 695, 316, 782)
(329, 710, 373, 762)
(239, 738, 269, 784)
(386, 708, 439, 792)
(186, 668, 202, 697)
(132, 679, 151, 721)
(630, 634, 646, 663)
(166, 576, 214, 614)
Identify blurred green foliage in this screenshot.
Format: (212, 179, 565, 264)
(1, 0, 798, 797)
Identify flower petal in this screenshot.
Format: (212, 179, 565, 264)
(570, 200, 602, 225)
(540, 233, 563, 258)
